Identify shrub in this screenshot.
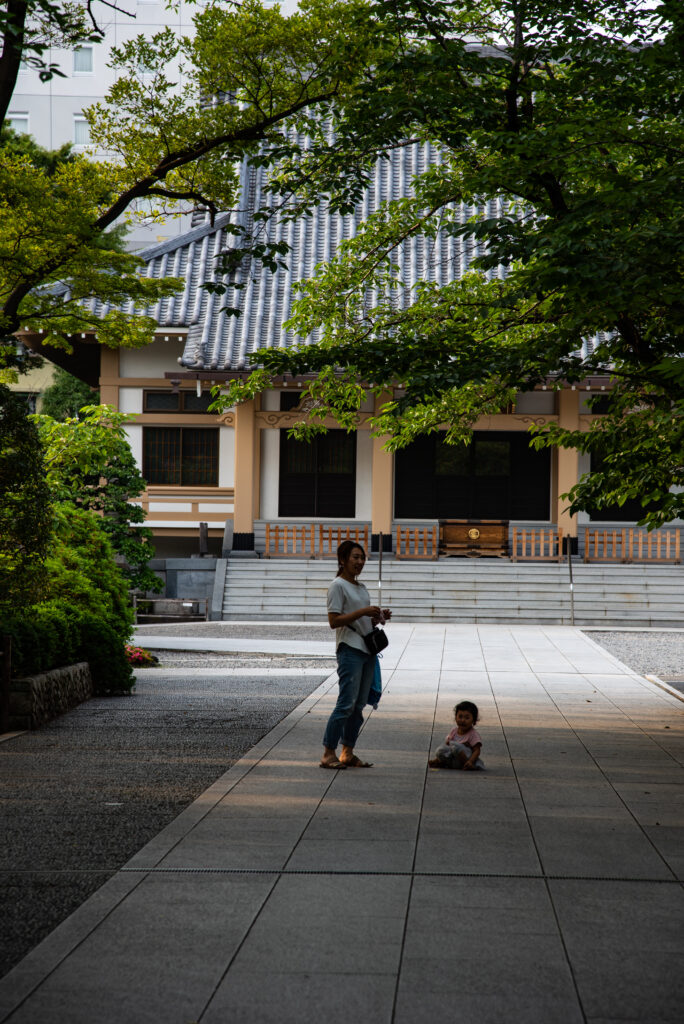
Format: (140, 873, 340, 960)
(0, 386, 52, 615)
(74, 613, 134, 694)
(0, 606, 134, 695)
(46, 504, 134, 640)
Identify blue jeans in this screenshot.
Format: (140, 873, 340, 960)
(323, 643, 375, 750)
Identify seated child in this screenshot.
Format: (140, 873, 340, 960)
(429, 700, 484, 770)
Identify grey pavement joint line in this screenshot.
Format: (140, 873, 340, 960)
(486, 630, 544, 875)
(487, 628, 587, 1022)
(538, 628, 679, 881)
(124, 670, 340, 872)
(199, 626, 418, 1024)
(390, 625, 444, 1024)
(196, 874, 281, 1024)
(116, 867, 683, 882)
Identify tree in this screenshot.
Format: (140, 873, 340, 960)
(40, 367, 99, 420)
(0, 0, 115, 126)
(215, 0, 684, 528)
(32, 404, 162, 592)
(0, 385, 52, 615)
(0, 0, 376, 365)
(0, 0, 376, 607)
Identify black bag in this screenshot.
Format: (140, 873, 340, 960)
(361, 626, 389, 655)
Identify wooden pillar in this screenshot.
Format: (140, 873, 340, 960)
(99, 347, 119, 407)
(371, 393, 394, 547)
(556, 389, 580, 537)
(233, 399, 256, 546)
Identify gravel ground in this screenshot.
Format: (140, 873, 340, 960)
(0, 652, 332, 980)
(586, 630, 684, 682)
(1, 627, 682, 981)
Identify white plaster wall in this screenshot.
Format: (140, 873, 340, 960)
(262, 389, 280, 411)
(119, 387, 143, 415)
(219, 427, 235, 488)
(125, 423, 143, 471)
(119, 338, 184, 378)
(355, 432, 373, 520)
(576, 452, 590, 524)
(516, 391, 556, 414)
(260, 429, 280, 518)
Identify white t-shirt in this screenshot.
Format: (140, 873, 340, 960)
(327, 576, 373, 653)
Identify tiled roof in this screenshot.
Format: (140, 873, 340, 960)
(89, 132, 599, 371)
(114, 136, 506, 372)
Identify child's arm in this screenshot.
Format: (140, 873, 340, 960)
(462, 743, 482, 770)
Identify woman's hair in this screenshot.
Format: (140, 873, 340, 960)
(454, 700, 479, 724)
(336, 540, 366, 576)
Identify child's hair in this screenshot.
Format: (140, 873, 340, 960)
(454, 700, 479, 724)
(336, 540, 366, 576)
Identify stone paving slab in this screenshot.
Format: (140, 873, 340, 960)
(134, 635, 336, 656)
(1, 625, 683, 1024)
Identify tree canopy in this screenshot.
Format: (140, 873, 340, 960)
(0, 0, 375, 370)
(216, 0, 684, 527)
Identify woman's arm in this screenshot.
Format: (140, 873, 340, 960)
(328, 605, 381, 630)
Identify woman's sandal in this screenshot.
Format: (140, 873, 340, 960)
(320, 759, 347, 770)
(341, 755, 373, 768)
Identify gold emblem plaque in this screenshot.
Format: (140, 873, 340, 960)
(468, 528, 481, 540)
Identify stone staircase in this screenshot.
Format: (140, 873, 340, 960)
(219, 559, 684, 627)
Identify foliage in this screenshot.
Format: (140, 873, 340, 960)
(0, 0, 375, 353)
(2, 604, 134, 694)
(0, 122, 74, 173)
(40, 367, 99, 419)
(45, 502, 134, 640)
(0, 385, 52, 614)
(33, 404, 162, 592)
(214, 0, 684, 528)
(0, 1, 116, 125)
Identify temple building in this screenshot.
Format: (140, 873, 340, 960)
(20, 137, 676, 566)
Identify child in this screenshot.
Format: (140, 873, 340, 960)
(429, 700, 484, 770)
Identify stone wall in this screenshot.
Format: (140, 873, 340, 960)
(10, 662, 93, 730)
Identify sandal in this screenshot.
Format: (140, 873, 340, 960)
(340, 755, 373, 768)
(319, 759, 347, 770)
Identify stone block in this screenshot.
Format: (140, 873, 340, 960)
(10, 662, 92, 729)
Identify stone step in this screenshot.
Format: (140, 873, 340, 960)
(221, 559, 684, 626)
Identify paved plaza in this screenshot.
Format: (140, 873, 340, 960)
(1, 624, 683, 1023)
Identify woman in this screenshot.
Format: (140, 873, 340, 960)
(321, 540, 392, 769)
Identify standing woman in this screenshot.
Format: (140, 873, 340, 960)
(321, 540, 391, 769)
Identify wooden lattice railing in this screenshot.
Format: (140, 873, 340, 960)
(395, 525, 438, 560)
(264, 523, 370, 558)
(511, 527, 563, 562)
(584, 527, 681, 563)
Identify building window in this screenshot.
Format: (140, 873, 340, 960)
(13, 392, 38, 413)
(587, 450, 655, 522)
(395, 431, 551, 521)
(73, 116, 91, 146)
(8, 113, 29, 134)
(279, 430, 356, 517)
(143, 427, 219, 486)
(143, 389, 214, 413)
(73, 46, 93, 73)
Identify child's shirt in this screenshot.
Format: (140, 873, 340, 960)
(446, 726, 482, 749)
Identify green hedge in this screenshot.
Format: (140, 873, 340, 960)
(1, 605, 134, 695)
